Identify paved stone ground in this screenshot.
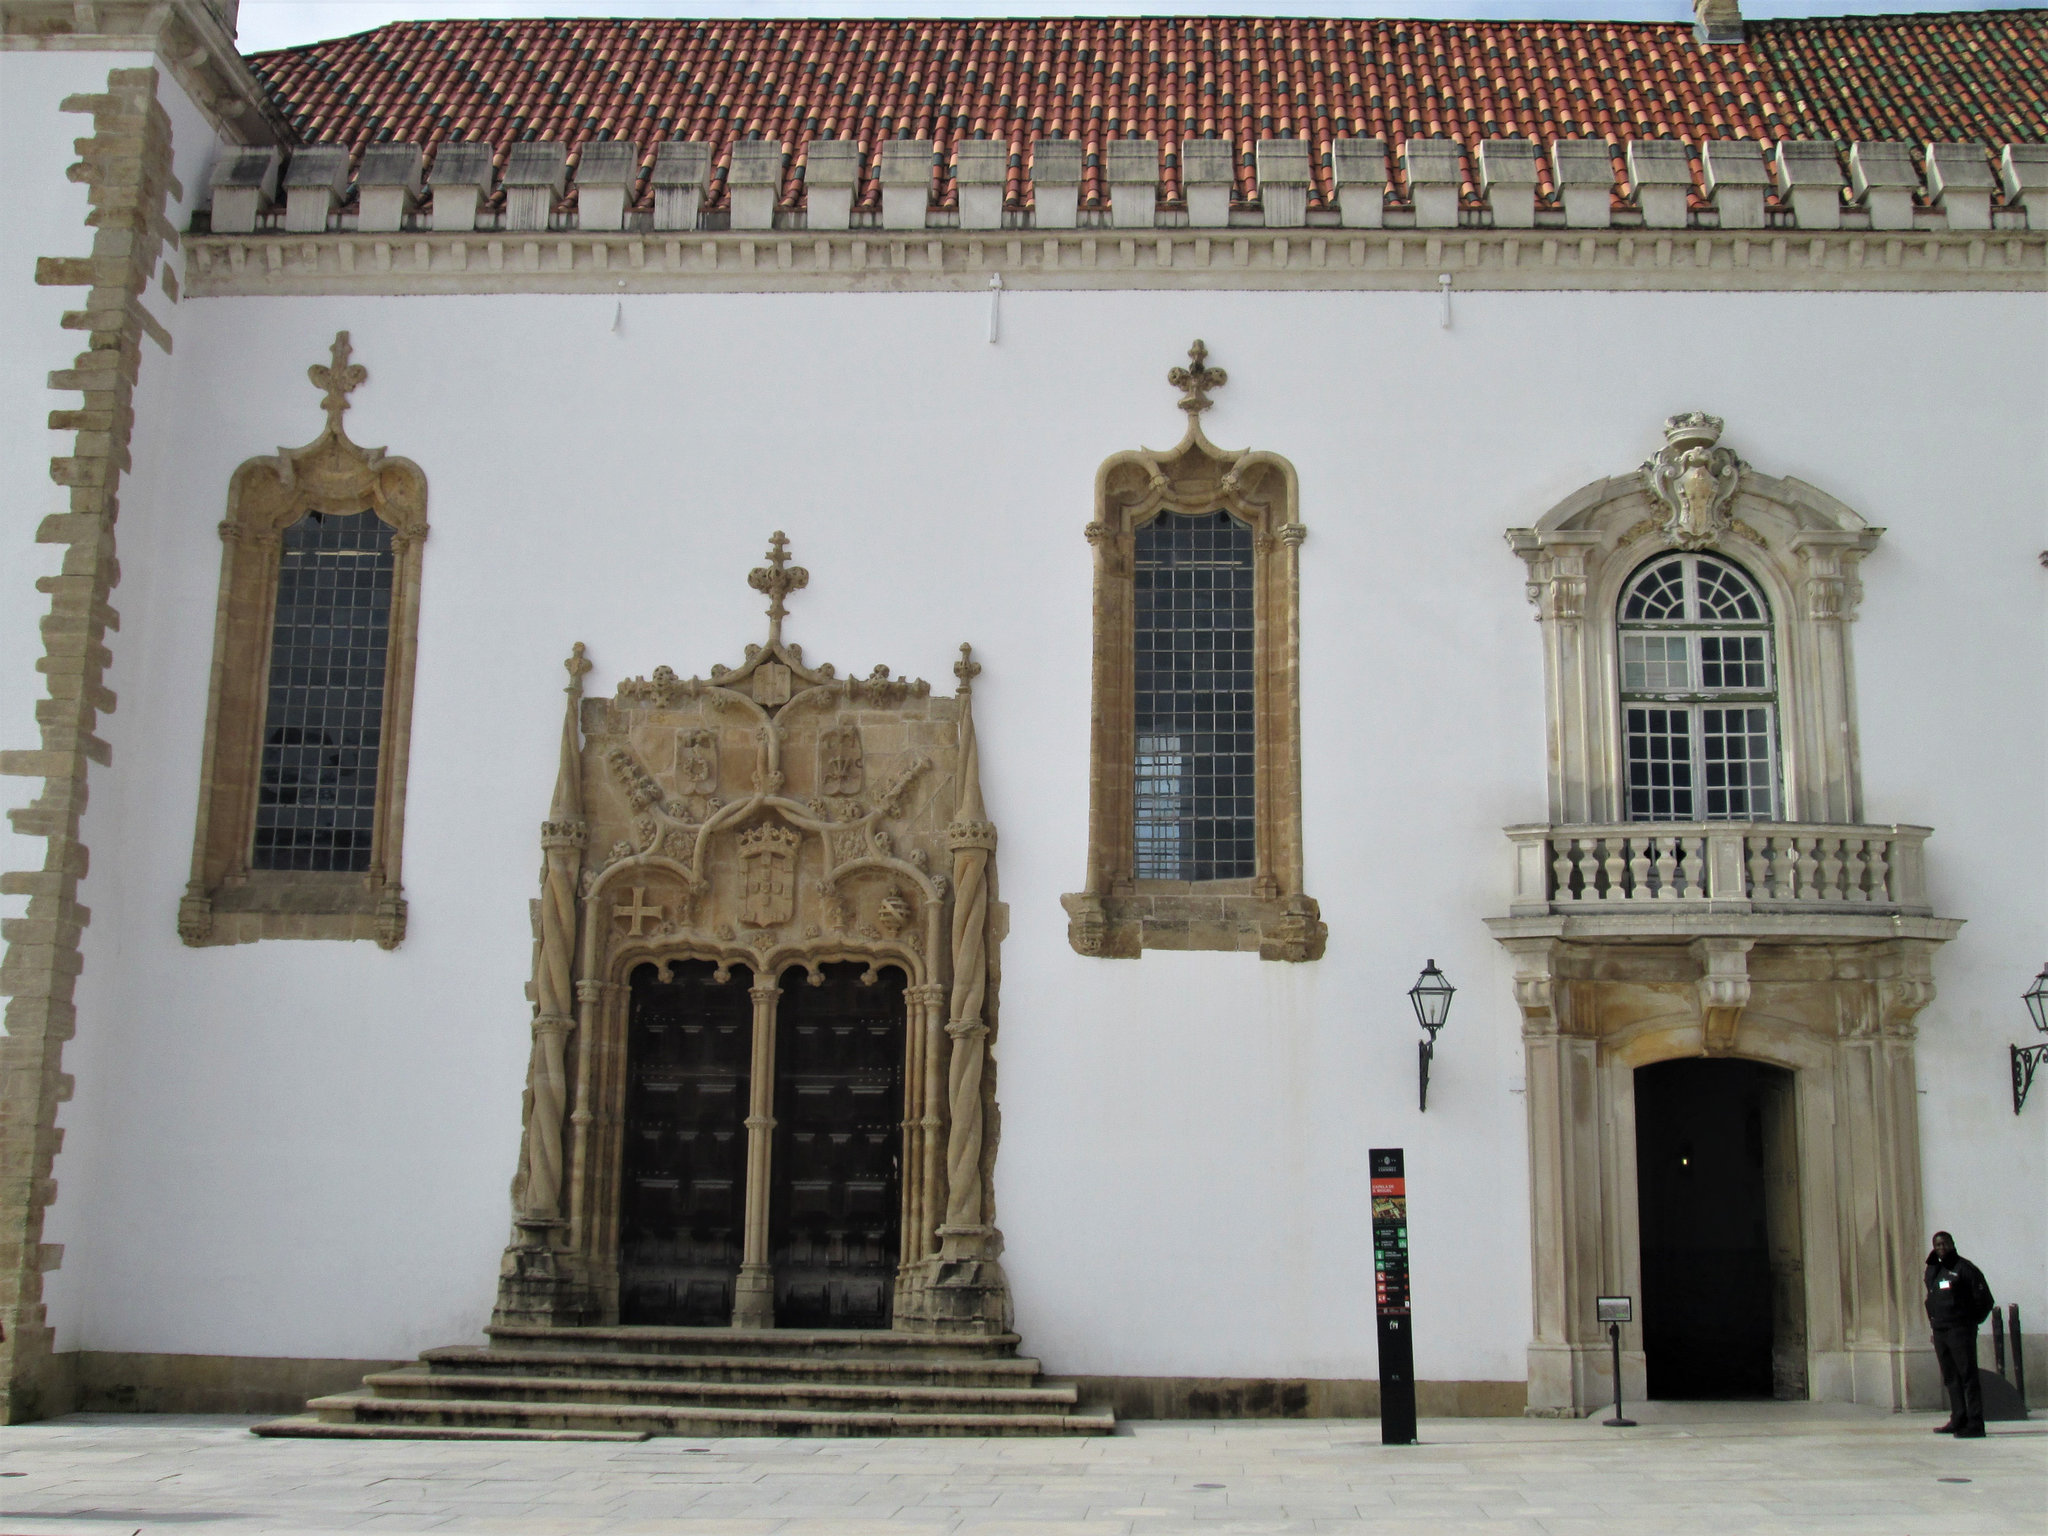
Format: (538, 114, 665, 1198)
(0, 1404, 2041, 1534)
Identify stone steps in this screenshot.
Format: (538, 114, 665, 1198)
(420, 1342, 1042, 1387)
(250, 1325, 1115, 1440)
(361, 1367, 1083, 1414)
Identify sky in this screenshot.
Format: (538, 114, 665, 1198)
(231, 1, 2039, 56)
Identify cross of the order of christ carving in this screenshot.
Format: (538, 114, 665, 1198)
(747, 529, 809, 646)
(613, 886, 662, 936)
(308, 330, 368, 434)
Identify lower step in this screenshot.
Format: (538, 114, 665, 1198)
(366, 1369, 1077, 1414)
(251, 1415, 649, 1443)
(305, 1391, 1116, 1438)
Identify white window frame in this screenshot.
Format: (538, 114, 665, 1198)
(1618, 552, 1782, 823)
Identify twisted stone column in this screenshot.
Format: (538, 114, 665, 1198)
(931, 648, 1012, 1331)
(520, 645, 590, 1225)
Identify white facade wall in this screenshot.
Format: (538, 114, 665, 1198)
(19, 280, 2039, 1382)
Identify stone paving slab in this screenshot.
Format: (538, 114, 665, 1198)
(0, 1406, 2039, 1534)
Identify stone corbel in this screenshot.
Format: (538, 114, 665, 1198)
(1875, 938, 1943, 1039)
(1788, 528, 1881, 623)
(1692, 936, 1755, 1054)
(1499, 935, 1573, 1037)
(1505, 527, 1603, 621)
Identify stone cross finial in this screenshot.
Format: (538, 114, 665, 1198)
(747, 529, 809, 645)
(564, 640, 591, 691)
(954, 641, 981, 693)
(1169, 339, 1227, 415)
(307, 330, 367, 434)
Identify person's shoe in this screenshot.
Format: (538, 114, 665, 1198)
(1953, 1425, 1986, 1439)
(1932, 1421, 1959, 1433)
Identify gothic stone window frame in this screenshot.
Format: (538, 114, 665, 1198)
(1061, 350, 1323, 962)
(179, 333, 427, 948)
(1507, 412, 1881, 828)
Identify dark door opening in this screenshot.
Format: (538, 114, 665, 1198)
(619, 960, 752, 1325)
(1635, 1057, 1807, 1400)
(770, 963, 906, 1329)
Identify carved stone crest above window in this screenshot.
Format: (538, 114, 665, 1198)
(1061, 342, 1323, 961)
(179, 332, 428, 948)
(1507, 411, 1881, 826)
(1641, 411, 1742, 550)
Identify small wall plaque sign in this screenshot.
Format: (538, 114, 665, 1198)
(1597, 1295, 1633, 1324)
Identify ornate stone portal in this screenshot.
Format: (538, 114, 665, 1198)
(494, 534, 1010, 1333)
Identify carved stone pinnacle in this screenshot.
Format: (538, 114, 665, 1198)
(307, 330, 367, 435)
(747, 529, 809, 645)
(564, 641, 592, 690)
(1168, 338, 1227, 415)
(955, 641, 981, 690)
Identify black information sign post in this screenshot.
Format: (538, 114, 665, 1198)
(1371, 1147, 1416, 1445)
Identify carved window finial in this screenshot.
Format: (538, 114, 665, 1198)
(747, 529, 810, 646)
(1168, 338, 1228, 416)
(1642, 411, 1741, 551)
(307, 329, 368, 438)
(954, 641, 981, 692)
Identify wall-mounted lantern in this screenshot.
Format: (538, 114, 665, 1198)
(1410, 959, 1455, 1112)
(2014, 963, 2048, 1115)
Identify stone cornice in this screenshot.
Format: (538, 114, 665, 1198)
(1, 1, 287, 144)
(183, 225, 2046, 298)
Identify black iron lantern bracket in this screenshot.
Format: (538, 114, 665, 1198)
(2014, 963, 2048, 1115)
(1410, 959, 1455, 1112)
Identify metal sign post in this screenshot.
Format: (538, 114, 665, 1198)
(1597, 1295, 1635, 1427)
(1371, 1148, 1416, 1445)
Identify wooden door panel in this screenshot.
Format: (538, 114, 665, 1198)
(620, 961, 753, 1326)
(771, 964, 906, 1329)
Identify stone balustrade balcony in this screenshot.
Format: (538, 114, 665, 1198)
(1501, 821, 1934, 928)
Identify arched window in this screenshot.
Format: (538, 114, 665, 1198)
(1063, 344, 1322, 961)
(179, 333, 427, 949)
(1618, 552, 1778, 822)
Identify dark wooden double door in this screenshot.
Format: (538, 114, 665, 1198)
(619, 960, 905, 1329)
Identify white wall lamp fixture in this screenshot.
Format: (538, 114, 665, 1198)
(1411, 959, 1455, 1111)
(2012, 963, 2048, 1114)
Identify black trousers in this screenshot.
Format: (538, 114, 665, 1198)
(1932, 1325, 1983, 1430)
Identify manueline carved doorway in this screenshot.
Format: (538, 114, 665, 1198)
(494, 534, 1012, 1336)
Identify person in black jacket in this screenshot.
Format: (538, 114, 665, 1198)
(1925, 1230, 1995, 1437)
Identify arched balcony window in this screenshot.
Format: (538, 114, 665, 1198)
(1618, 552, 1779, 822)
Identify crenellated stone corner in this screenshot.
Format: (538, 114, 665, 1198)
(0, 65, 178, 1425)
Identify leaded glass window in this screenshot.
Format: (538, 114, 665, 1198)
(252, 510, 395, 871)
(1132, 509, 1256, 880)
(1619, 552, 1778, 822)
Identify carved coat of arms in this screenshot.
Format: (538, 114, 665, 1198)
(1642, 411, 1741, 550)
(737, 822, 802, 926)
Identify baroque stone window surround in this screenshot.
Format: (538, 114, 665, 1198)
(178, 331, 428, 948)
(1506, 412, 1882, 828)
(1061, 342, 1324, 962)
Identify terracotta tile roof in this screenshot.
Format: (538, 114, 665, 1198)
(242, 13, 2048, 211)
